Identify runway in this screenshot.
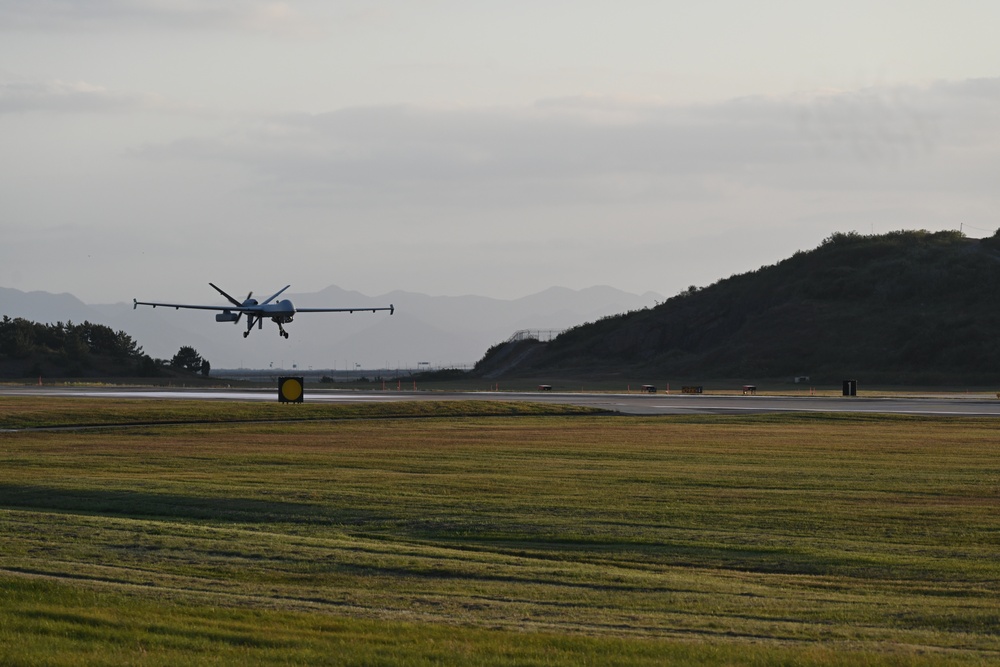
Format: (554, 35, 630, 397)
(5, 386, 1000, 417)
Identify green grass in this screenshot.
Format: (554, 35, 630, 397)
(2, 399, 999, 664)
(0, 396, 602, 429)
(4, 579, 984, 667)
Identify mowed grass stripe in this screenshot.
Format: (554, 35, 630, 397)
(2, 401, 1000, 663)
(9, 578, 988, 667)
(0, 397, 603, 430)
(2, 512, 997, 648)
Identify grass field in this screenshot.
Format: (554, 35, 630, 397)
(1, 398, 999, 665)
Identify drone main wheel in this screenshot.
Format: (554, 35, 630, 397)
(282, 332, 289, 339)
(243, 331, 250, 338)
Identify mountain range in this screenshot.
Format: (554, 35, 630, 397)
(0, 285, 661, 371)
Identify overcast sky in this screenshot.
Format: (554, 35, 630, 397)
(2, 1, 999, 304)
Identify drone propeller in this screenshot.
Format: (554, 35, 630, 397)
(233, 291, 253, 324)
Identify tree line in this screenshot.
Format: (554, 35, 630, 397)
(0, 316, 209, 377)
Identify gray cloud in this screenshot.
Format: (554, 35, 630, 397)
(137, 102, 798, 203)
(796, 87, 942, 165)
(0, 0, 311, 34)
(0, 79, 147, 114)
(133, 80, 1000, 212)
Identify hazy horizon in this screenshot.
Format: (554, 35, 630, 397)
(0, 281, 663, 368)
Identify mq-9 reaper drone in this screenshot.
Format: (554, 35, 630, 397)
(134, 283, 394, 339)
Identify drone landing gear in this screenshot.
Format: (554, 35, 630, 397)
(242, 315, 261, 339)
(277, 322, 290, 339)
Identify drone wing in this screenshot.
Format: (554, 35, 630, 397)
(296, 304, 395, 315)
(133, 299, 257, 312)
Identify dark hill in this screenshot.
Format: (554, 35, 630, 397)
(478, 230, 1000, 384)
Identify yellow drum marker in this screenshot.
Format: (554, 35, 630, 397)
(278, 376, 304, 403)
